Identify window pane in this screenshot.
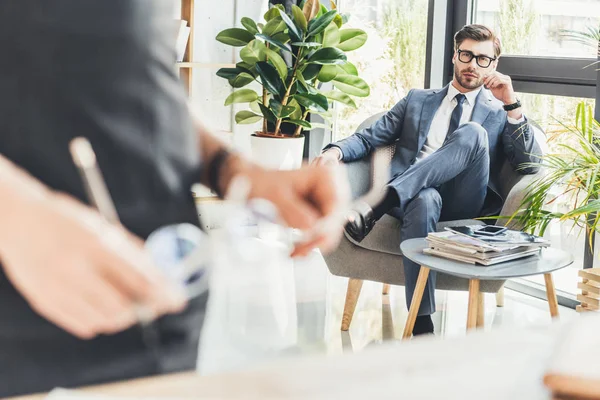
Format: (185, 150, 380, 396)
(517, 92, 596, 295)
(334, 0, 429, 140)
(475, 0, 600, 58)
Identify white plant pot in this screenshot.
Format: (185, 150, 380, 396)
(250, 134, 305, 170)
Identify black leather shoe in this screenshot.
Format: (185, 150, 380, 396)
(344, 202, 376, 243)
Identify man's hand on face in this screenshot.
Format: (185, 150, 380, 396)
(0, 192, 187, 339)
(483, 71, 517, 105)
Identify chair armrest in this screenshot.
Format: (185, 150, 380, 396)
(343, 143, 395, 200)
(344, 158, 373, 199)
(497, 169, 546, 229)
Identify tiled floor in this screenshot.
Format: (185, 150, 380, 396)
(199, 248, 577, 374)
(293, 250, 576, 357)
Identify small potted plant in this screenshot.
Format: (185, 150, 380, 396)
(215, 0, 369, 169)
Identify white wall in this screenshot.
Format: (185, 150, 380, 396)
(190, 0, 269, 155)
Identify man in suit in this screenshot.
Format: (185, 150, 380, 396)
(314, 24, 542, 335)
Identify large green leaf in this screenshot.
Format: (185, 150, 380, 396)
(294, 93, 329, 112)
(255, 33, 291, 53)
(249, 101, 262, 113)
(216, 67, 242, 80)
(264, 48, 288, 81)
(259, 103, 277, 123)
(333, 14, 343, 28)
(256, 61, 286, 99)
(264, 4, 284, 21)
(270, 99, 298, 119)
(236, 62, 257, 77)
(323, 23, 340, 47)
(278, 9, 303, 42)
(287, 99, 303, 120)
(229, 72, 255, 88)
(224, 89, 259, 106)
(332, 74, 370, 97)
(307, 10, 337, 37)
(291, 41, 323, 48)
(272, 32, 291, 44)
(317, 65, 338, 82)
(322, 90, 357, 108)
(240, 40, 267, 65)
(262, 17, 286, 37)
(216, 28, 255, 47)
(241, 17, 259, 35)
(287, 119, 312, 129)
(292, 5, 308, 32)
(338, 62, 358, 76)
(337, 29, 368, 51)
(235, 110, 262, 124)
(302, 64, 322, 80)
(307, 47, 347, 65)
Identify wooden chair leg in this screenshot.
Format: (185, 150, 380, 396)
(544, 273, 560, 319)
(402, 266, 430, 340)
(496, 286, 505, 307)
(467, 279, 480, 331)
(341, 279, 363, 331)
(382, 283, 390, 295)
(476, 292, 485, 328)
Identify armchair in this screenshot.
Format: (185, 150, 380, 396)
(323, 113, 547, 331)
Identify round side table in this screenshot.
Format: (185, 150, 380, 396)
(400, 238, 573, 339)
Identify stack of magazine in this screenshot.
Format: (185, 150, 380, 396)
(424, 225, 550, 266)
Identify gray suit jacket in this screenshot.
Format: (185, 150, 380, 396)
(325, 84, 542, 213)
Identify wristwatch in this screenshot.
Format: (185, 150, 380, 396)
(503, 99, 521, 111)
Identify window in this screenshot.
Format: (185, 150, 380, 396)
(516, 92, 596, 295)
(334, 0, 429, 140)
(475, 0, 600, 58)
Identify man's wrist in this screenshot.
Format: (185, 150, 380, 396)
(326, 147, 343, 161)
(216, 153, 263, 199)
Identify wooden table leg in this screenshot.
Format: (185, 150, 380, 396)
(402, 266, 430, 340)
(341, 279, 363, 331)
(467, 279, 480, 331)
(382, 283, 390, 295)
(476, 292, 485, 328)
(544, 273, 560, 319)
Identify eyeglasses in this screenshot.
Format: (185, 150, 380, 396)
(457, 49, 496, 68)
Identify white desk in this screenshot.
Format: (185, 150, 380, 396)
(11, 322, 562, 400)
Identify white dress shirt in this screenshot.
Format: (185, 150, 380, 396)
(416, 84, 525, 161)
(416, 85, 482, 161)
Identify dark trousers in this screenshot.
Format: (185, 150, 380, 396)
(387, 122, 490, 315)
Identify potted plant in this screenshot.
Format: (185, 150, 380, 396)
(508, 28, 600, 256)
(510, 102, 600, 246)
(215, 0, 369, 169)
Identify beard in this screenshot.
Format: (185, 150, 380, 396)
(454, 64, 484, 90)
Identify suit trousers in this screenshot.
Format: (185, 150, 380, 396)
(387, 122, 491, 315)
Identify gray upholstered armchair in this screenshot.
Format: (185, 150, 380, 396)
(323, 113, 547, 331)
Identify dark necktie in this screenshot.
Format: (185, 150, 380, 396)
(447, 93, 467, 137)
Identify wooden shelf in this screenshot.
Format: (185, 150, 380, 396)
(176, 62, 236, 69)
(180, 0, 195, 94)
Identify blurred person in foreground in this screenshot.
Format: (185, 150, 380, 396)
(0, 1, 345, 396)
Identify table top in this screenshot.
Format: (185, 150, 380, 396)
(9, 322, 563, 400)
(400, 238, 573, 280)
